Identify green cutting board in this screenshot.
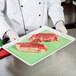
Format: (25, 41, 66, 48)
(7, 30, 71, 65)
(0, 38, 9, 46)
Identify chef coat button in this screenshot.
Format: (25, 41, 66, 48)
(26, 29, 28, 31)
(21, 5, 23, 7)
(40, 26, 42, 28)
(39, 14, 41, 16)
(39, 2, 41, 4)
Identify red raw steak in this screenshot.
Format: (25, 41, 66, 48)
(15, 42, 48, 53)
(30, 33, 61, 42)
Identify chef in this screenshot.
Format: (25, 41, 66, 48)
(0, 0, 68, 76)
(0, 0, 67, 42)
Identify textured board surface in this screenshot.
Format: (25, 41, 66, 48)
(7, 30, 71, 65)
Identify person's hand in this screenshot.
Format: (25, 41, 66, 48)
(4, 30, 20, 42)
(55, 21, 67, 34)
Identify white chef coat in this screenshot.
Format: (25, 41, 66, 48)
(0, 0, 64, 40)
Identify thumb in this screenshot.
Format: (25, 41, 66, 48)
(10, 35, 20, 42)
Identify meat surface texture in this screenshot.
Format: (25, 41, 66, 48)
(15, 42, 48, 53)
(30, 33, 61, 42)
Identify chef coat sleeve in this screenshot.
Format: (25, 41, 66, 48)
(0, 0, 11, 40)
(48, 0, 65, 25)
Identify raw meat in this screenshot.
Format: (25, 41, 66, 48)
(30, 33, 61, 42)
(15, 42, 48, 53)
